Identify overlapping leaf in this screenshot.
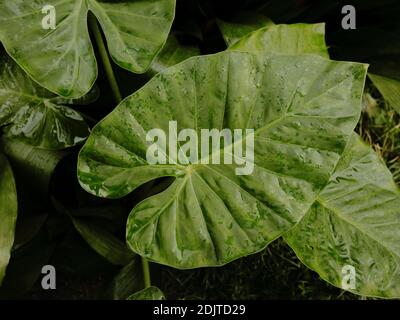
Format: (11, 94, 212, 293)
(230, 23, 329, 58)
(285, 134, 400, 298)
(0, 152, 17, 286)
(231, 22, 400, 298)
(0, 56, 89, 149)
(72, 217, 134, 266)
(148, 35, 200, 76)
(0, 0, 176, 98)
(217, 13, 274, 47)
(78, 49, 366, 268)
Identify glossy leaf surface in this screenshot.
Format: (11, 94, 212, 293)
(0, 56, 89, 149)
(0, 0, 176, 98)
(78, 50, 367, 268)
(285, 134, 400, 298)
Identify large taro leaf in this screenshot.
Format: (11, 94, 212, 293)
(0, 55, 89, 149)
(285, 134, 400, 298)
(0, 152, 17, 286)
(228, 22, 400, 297)
(0, 0, 176, 98)
(229, 23, 329, 59)
(78, 51, 367, 269)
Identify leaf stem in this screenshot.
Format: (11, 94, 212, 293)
(88, 14, 122, 104)
(141, 257, 152, 288)
(89, 13, 151, 290)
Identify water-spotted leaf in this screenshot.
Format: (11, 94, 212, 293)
(0, 152, 17, 286)
(0, 55, 89, 149)
(0, 0, 176, 98)
(127, 286, 165, 300)
(368, 73, 400, 115)
(285, 134, 400, 298)
(72, 217, 134, 266)
(78, 50, 367, 269)
(230, 23, 329, 58)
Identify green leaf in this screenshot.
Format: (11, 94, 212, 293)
(78, 50, 367, 268)
(230, 23, 329, 58)
(217, 13, 274, 47)
(0, 137, 68, 201)
(0, 0, 176, 98)
(110, 258, 144, 300)
(285, 134, 400, 298)
(72, 217, 134, 266)
(148, 35, 200, 76)
(127, 286, 165, 300)
(368, 73, 400, 115)
(0, 152, 17, 286)
(0, 230, 55, 297)
(0, 55, 90, 149)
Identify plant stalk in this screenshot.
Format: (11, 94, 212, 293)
(88, 14, 122, 104)
(89, 13, 151, 289)
(141, 257, 152, 288)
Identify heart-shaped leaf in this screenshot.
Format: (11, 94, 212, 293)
(78, 50, 367, 268)
(0, 0, 176, 98)
(0, 55, 90, 149)
(285, 134, 400, 298)
(0, 152, 17, 286)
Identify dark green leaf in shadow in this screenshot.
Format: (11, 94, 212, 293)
(217, 12, 274, 47)
(109, 257, 144, 300)
(148, 35, 200, 76)
(0, 55, 90, 149)
(0, 230, 55, 298)
(368, 73, 400, 115)
(13, 212, 48, 251)
(72, 217, 134, 266)
(0, 152, 17, 286)
(0, 137, 68, 204)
